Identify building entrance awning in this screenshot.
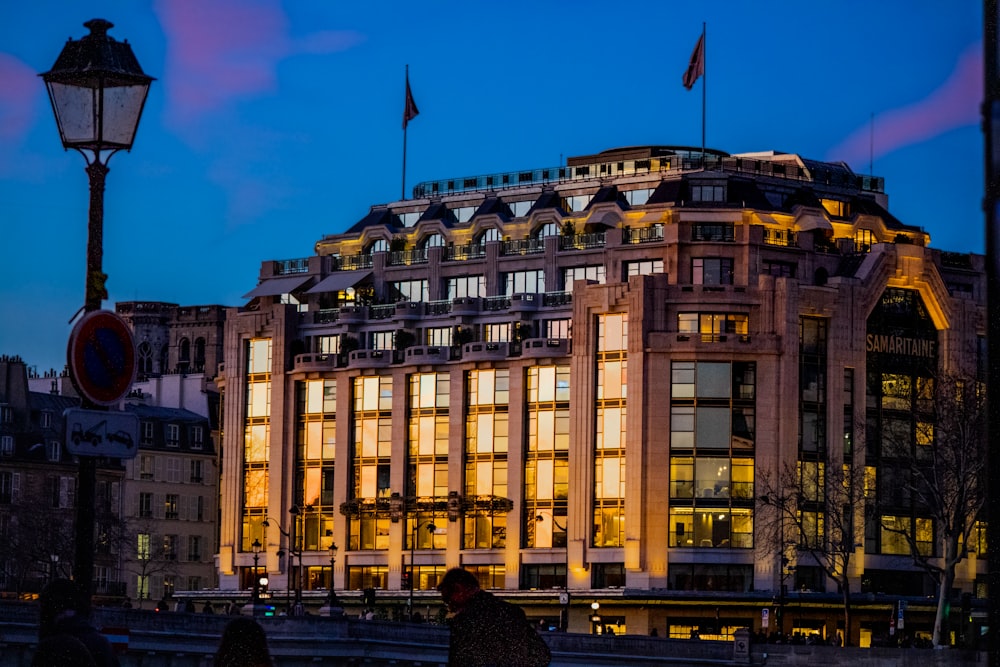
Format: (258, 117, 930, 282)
(306, 270, 372, 294)
(242, 275, 312, 299)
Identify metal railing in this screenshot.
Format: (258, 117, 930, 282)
(623, 225, 664, 244)
(274, 258, 309, 275)
(559, 232, 606, 250)
(445, 243, 486, 261)
(501, 238, 545, 255)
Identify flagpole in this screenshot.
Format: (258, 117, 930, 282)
(701, 22, 706, 164)
(402, 65, 409, 200)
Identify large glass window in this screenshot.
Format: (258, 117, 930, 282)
(594, 314, 627, 548)
(678, 312, 748, 342)
(350, 376, 393, 551)
(242, 338, 271, 551)
(295, 379, 336, 551)
(692, 258, 734, 285)
(447, 275, 485, 300)
(503, 270, 544, 296)
(563, 265, 605, 291)
(465, 370, 510, 549)
(525, 366, 570, 548)
(391, 279, 429, 302)
(408, 373, 450, 501)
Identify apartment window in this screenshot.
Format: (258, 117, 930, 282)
(166, 457, 181, 483)
(48, 476, 70, 508)
(691, 184, 725, 202)
(820, 198, 849, 217)
(165, 494, 179, 520)
(677, 312, 749, 341)
(485, 323, 511, 343)
(503, 270, 544, 296)
(137, 533, 150, 560)
(164, 535, 178, 560)
(564, 194, 593, 211)
(563, 265, 605, 291)
(139, 455, 154, 480)
(0, 435, 12, 456)
(545, 319, 570, 340)
(163, 575, 176, 598)
(447, 275, 485, 299)
(317, 335, 340, 355)
(191, 426, 204, 450)
(624, 259, 664, 278)
(391, 279, 429, 302)
(623, 188, 653, 206)
(692, 258, 734, 285)
(691, 223, 734, 242)
(188, 576, 202, 591)
(188, 535, 202, 561)
(139, 492, 153, 518)
(190, 460, 204, 483)
(141, 421, 154, 444)
(425, 327, 453, 347)
(593, 563, 626, 588)
(47, 441, 61, 462)
(763, 261, 796, 278)
(41, 411, 52, 428)
(166, 424, 180, 447)
(855, 229, 875, 252)
(371, 331, 394, 351)
(0, 406, 11, 424)
(0, 471, 17, 504)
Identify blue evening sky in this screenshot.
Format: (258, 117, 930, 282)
(0, 1, 984, 373)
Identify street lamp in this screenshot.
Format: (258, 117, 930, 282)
(408, 520, 436, 621)
(41, 18, 153, 609)
(264, 505, 305, 614)
(326, 541, 342, 617)
(49, 554, 60, 583)
(591, 601, 602, 635)
(251, 539, 262, 613)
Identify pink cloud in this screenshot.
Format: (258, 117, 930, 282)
(154, 0, 362, 128)
(826, 42, 982, 167)
(0, 54, 40, 141)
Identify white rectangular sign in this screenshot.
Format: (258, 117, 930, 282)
(65, 409, 139, 458)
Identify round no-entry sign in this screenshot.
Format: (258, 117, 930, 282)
(67, 310, 137, 406)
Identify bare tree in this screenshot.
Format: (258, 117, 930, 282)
(119, 516, 179, 609)
(877, 371, 986, 647)
(0, 500, 74, 595)
(757, 449, 867, 646)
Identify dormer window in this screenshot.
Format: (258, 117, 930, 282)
(421, 233, 445, 249)
(399, 212, 420, 227)
(821, 198, 849, 217)
(41, 411, 52, 429)
(510, 200, 532, 217)
(452, 206, 476, 223)
(534, 222, 559, 239)
(368, 239, 390, 254)
(477, 228, 502, 246)
(691, 184, 725, 202)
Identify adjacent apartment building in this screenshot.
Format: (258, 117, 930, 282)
(214, 146, 987, 645)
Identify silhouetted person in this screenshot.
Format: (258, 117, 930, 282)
(203, 601, 215, 614)
(215, 617, 273, 667)
(32, 632, 96, 667)
(37, 579, 119, 667)
(437, 567, 550, 667)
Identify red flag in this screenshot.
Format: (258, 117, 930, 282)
(403, 72, 419, 129)
(682, 33, 704, 90)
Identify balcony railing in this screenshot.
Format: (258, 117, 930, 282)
(274, 258, 309, 275)
(370, 304, 395, 320)
(559, 232, 606, 250)
(389, 248, 428, 266)
(426, 300, 452, 316)
(501, 238, 545, 255)
(483, 296, 511, 311)
(762, 228, 796, 247)
(445, 243, 486, 261)
(332, 254, 374, 271)
(542, 291, 572, 307)
(623, 225, 664, 244)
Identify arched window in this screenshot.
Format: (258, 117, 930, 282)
(368, 239, 390, 254)
(421, 233, 445, 249)
(534, 222, 559, 240)
(138, 342, 153, 375)
(179, 338, 191, 372)
(477, 228, 501, 246)
(194, 338, 206, 370)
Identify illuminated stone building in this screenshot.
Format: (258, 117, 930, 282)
(215, 146, 986, 644)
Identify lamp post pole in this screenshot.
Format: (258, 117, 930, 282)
(265, 505, 304, 614)
(251, 539, 262, 614)
(327, 542, 340, 615)
(41, 19, 152, 611)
